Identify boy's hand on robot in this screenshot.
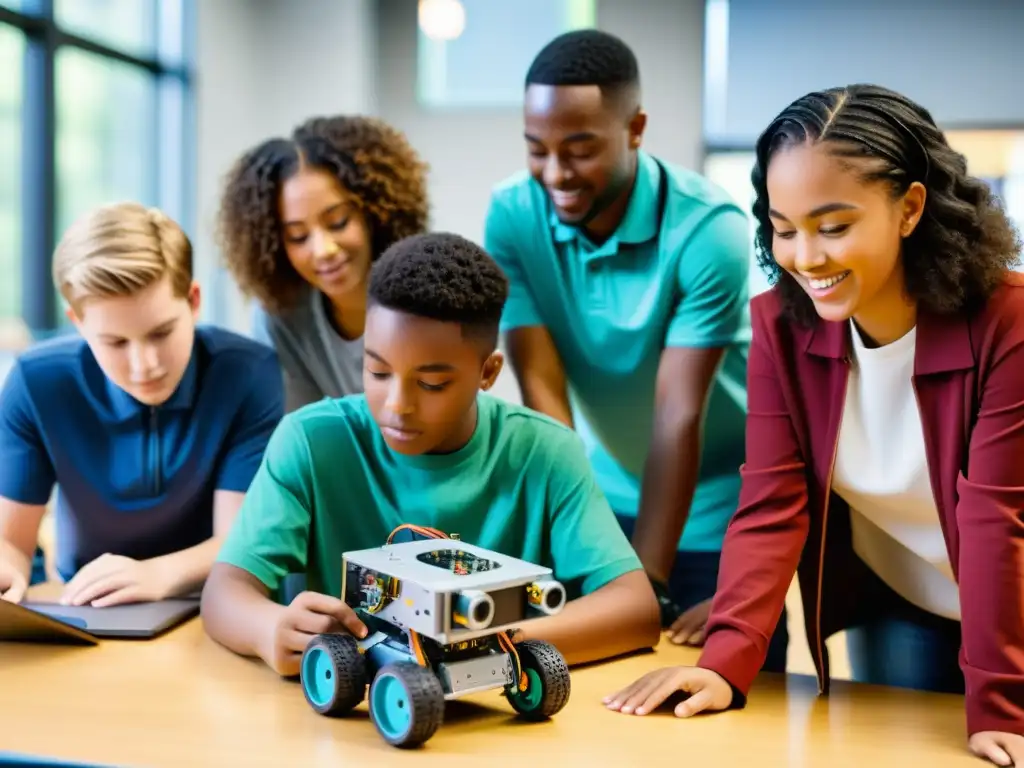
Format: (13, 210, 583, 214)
(269, 591, 369, 677)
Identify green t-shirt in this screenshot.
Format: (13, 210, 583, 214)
(217, 393, 642, 600)
(483, 150, 751, 552)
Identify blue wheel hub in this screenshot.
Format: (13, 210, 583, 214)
(302, 646, 336, 708)
(371, 674, 412, 740)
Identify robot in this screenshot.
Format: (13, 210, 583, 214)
(299, 525, 573, 748)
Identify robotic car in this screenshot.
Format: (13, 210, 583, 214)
(299, 525, 572, 748)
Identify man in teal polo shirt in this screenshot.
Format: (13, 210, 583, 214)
(483, 29, 787, 671)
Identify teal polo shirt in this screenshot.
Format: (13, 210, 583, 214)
(483, 150, 751, 552)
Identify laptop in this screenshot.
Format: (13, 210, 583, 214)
(0, 597, 200, 644)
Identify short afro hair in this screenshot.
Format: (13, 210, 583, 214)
(368, 233, 509, 348)
(216, 115, 429, 314)
(525, 29, 639, 92)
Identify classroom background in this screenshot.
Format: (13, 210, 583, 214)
(1, 0, 1023, 682)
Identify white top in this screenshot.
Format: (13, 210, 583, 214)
(831, 322, 960, 620)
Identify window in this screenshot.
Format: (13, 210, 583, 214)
(417, 0, 596, 109)
(0, 0, 194, 334)
(0, 24, 24, 321)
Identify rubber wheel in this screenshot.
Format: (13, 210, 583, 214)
(506, 640, 571, 720)
(368, 662, 445, 748)
(300, 633, 367, 716)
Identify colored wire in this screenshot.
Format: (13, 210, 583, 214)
(386, 523, 527, 689)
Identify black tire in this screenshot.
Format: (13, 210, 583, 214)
(300, 633, 367, 716)
(368, 662, 445, 748)
(506, 640, 571, 720)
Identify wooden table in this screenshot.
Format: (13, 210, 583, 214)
(0, 595, 981, 767)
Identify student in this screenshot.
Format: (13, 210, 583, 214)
(482, 29, 787, 668)
(217, 115, 429, 413)
(603, 84, 1024, 766)
(0, 202, 284, 606)
(200, 231, 661, 676)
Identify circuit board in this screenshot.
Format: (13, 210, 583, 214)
(416, 548, 502, 575)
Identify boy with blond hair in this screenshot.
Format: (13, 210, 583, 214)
(0, 202, 284, 606)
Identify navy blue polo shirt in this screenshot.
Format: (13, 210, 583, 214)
(0, 326, 285, 581)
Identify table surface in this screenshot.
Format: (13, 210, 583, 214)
(1, 589, 981, 768)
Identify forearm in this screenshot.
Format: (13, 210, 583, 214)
(149, 536, 225, 597)
(631, 416, 702, 582)
(516, 572, 661, 666)
(519, 377, 574, 428)
(200, 564, 285, 662)
(0, 537, 31, 580)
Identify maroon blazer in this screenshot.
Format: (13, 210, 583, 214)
(698, 271, 1024, 737)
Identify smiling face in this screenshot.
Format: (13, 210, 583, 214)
(766, 141, 926, 342)
(70, 275, 200, 406)
(362, 305, 503, 456)
(523, 83, 645, 239)
(278, 165, 373, 305)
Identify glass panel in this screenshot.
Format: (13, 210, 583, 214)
(0, 25, 23, 322)
(55, 46, 158, 269)
(54, 0, 157, 59)
(417, 0, 596, 108)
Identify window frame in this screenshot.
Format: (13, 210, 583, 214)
(0, 0, 195, 333)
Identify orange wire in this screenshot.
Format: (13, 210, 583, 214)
(387, 523, 526, 689)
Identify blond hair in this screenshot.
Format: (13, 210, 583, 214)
(53, 201, 193, 311)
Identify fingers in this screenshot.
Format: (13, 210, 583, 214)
(291, 592, 367, 638)
(604, 670, 683, 715)
(61, 554, 118, 605)
(292, 610, 345, 636)
(281, 629, 319, 656)
(675, 687, 714, 718)
(669, 600, 711, 645)
(65, 573, 130, 607)
(0, 576, 26, 603)
(90, 586, 144, 608)
(970, 734, 1014, 767)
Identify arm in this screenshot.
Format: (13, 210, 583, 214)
(144, 490, 245, 598)
(631, 210, 751, 582)
(956, 303, 1024, 738)
(62, 360, 284, 606)
(505, 328, 574, 427)
(156, 353, 283, 596)
(696, 297, 810, 702)
(0, 363, 56, 595)
(201, 414, 316, 662)
(483, 192, 573, 426)
(516, 429, 661, 665)
(0, 498, 47, 586)
(517, 569, 659, 665)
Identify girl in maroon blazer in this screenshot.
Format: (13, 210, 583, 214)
(604, 84, 1024, 765)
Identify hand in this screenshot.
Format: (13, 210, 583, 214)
(0, 558, 28, 603)
(667, 598, 712, 645)
(265, 591, 369, 677)
(604, 665, 733, 717)
(970, 731, 1024, 766)
(60, 554, 172, 608)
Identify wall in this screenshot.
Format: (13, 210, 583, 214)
(373, 0, 706, 402)
(193, 0, 377, 332)
(374, 0, 706, 244)
(710, 0, 1024, 146)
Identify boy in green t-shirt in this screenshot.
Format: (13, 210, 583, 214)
(201, 232, 660, 676)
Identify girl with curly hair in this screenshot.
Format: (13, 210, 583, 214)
(604, 84, 1024, 765)
(217, 115, 429, 411)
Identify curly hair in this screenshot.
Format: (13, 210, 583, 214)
(216, 115, 429, 314)
(368, 232, 509, 348)
(751, 83, 1022, 326)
